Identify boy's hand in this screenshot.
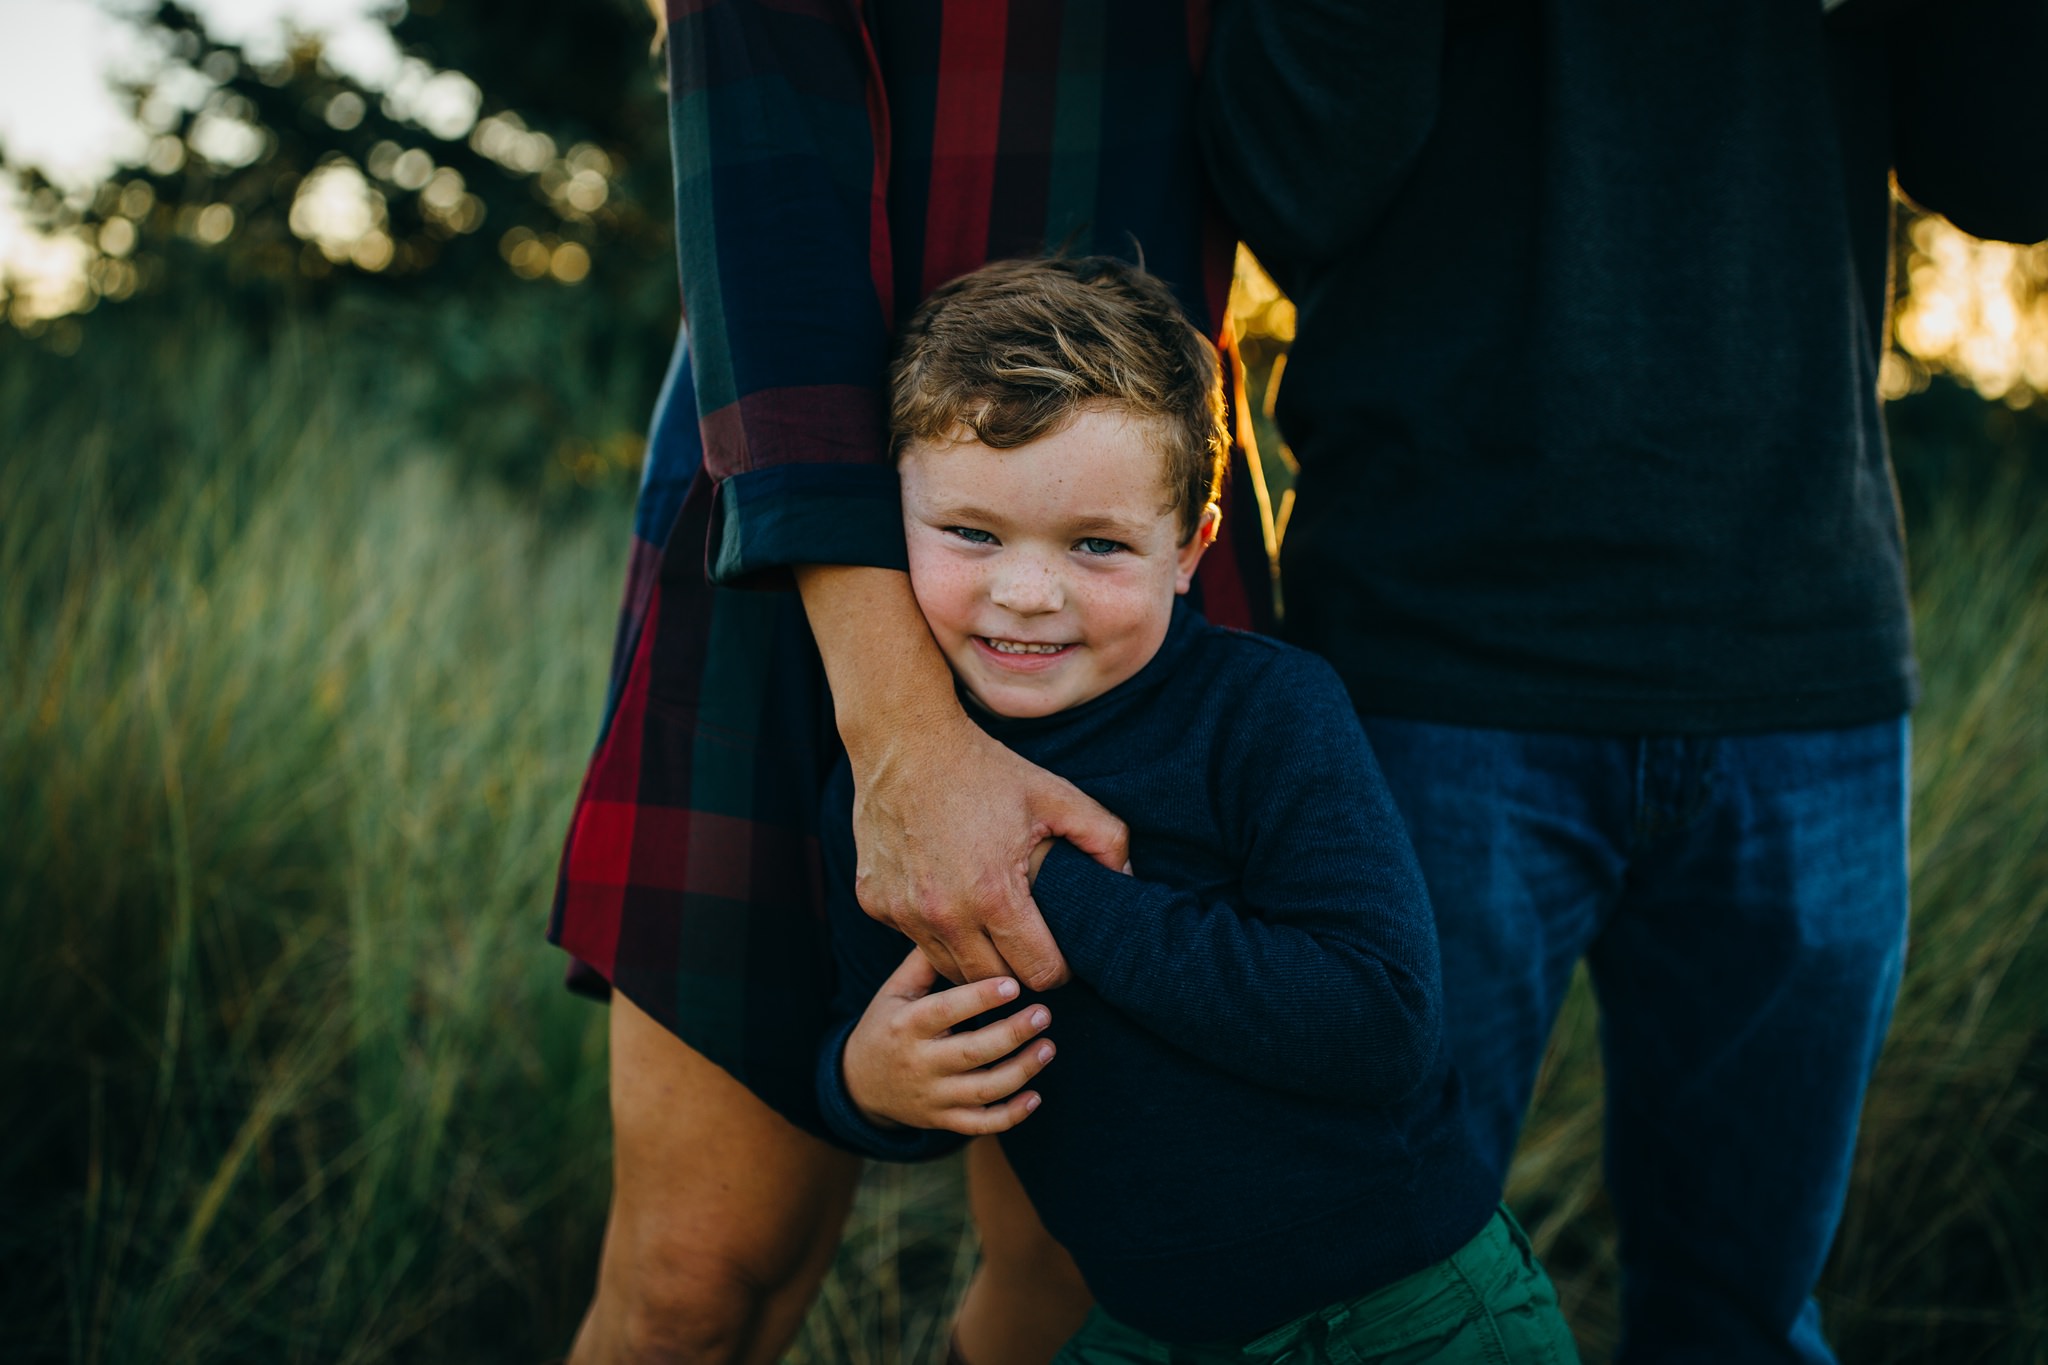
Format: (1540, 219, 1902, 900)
(843, 949, 1056, 1135)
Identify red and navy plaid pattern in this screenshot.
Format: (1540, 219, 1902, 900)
(550, 0, 1271, 1130)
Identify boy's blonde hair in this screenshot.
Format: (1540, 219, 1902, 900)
(889, 255, 1226, 544)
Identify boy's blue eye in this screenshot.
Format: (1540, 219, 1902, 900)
(947, 526, 996, 545)
(1077, 537, 1125, 556)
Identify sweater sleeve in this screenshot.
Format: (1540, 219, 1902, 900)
(1028, 650, 1442, 1107)
(669, 0, 908, 586)
(1197, 0, 1447, 275)
(813, 764, 967, 1162)
(1887, 0, 2048, 245)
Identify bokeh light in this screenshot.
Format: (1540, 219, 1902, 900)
(548, 240, 590, 284)
(1892, 217, 2048, 406)
(288, 158, 386, 262)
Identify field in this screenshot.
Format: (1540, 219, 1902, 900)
(2, 308, 2043, 1364)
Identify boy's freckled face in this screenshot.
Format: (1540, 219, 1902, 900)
(900, 406, 1212, 719)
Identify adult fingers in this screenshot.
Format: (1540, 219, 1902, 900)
(914, 908, 1020, 987)
(1031, 771, 1130, 875)
(984, 899, 1069, 993)
(877, 946, 940, 1001)
(904, 934, 970, 988)
(847, 717, 1061, 986)
(938, 1004, 1052, 1072)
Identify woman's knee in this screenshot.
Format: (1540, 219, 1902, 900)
(584, 994, 861, 1363)
(596, 1241, 769, 1364)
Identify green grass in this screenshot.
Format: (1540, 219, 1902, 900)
(2, 312, 2043, 1363)
(1, 316, 621, 1362)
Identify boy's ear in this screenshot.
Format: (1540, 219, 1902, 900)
(1174, 503, 1222, 594)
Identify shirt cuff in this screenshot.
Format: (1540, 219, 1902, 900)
(815, 1020, 963, 1162)
(709, 464, 909, 588)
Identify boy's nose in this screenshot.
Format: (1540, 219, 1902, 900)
(989, 560, 1063, 614)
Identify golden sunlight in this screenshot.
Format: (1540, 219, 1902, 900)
(1891, 217, 2048, 405)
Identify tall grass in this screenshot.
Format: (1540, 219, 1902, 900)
(1, 318, 620, 1362)
(3, 305, 2043, 1363)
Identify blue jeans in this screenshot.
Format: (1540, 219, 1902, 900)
(1357, 718, 1910, 1365)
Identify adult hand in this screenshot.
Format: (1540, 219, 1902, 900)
(798, 564, 1128, 990)
(852, 712, 1125, 988)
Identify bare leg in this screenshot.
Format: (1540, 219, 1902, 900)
(954, 1138, 1094, 1365)
(569, 993, 862, 1365)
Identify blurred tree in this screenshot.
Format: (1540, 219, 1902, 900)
(0, 0, 681, 492)
(4, 0, 672, 311)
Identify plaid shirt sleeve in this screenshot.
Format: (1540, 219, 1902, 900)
(671, 0, 905, 587)
(550, 0, 1275, 1131)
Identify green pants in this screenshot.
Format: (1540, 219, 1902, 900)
(1051, 1208, 1579, 1365)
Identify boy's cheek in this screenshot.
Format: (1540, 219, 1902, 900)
(904, 558, 981, 638)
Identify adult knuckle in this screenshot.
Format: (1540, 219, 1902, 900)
(854, 870, 900, 922)
(914, 896, 963, 936)
(967, 869, 1015, 914)
(1021, 959, 1064, 992)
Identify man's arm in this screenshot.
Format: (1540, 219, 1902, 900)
(796, 565, 1127, 989)
(1027, 651, 1444, 1107)
(1889, 0, 2048, 244)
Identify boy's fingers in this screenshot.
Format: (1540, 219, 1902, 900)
(939, 1038, 1056, 1108)
(906, 972, 1022, 1037)
(937, 1090, 1043, 1137)
(940, 1004, 1052, 1071)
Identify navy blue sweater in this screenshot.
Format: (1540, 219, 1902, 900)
(816, 604, 1497, 1342)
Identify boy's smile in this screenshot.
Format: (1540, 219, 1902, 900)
(900, 405, 1214, 719)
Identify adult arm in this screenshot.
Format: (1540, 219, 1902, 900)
(1888, 0, 2048, 244)
(1198, 0, 1447, 272)
(669, 2, 1125, 987)
(1032, 650, 1443, 1107)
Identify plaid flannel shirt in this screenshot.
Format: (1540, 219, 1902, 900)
(549, 0, 1273, 1129)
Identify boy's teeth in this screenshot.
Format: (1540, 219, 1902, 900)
(988, 639, 1064, 655)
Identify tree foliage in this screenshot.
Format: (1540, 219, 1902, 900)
(7, 0, 672, 308)
(2, 0, 683, 492)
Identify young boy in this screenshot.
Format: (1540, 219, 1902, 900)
(815, 256, 1577, 1362)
